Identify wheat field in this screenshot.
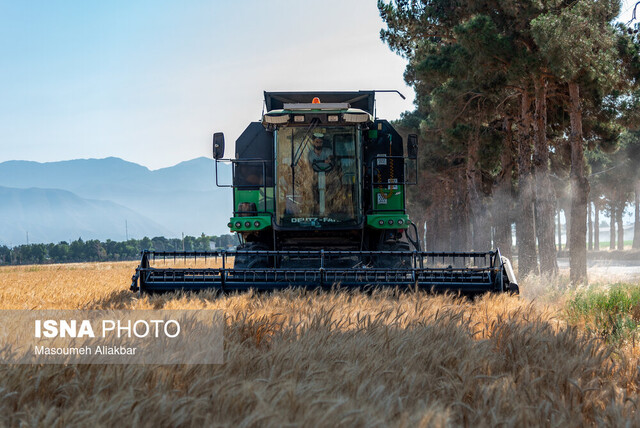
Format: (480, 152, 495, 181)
(1, 261, 639, 427)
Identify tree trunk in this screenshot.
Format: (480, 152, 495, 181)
(533, 77, 558, 276)
(517, 89, 539, 276)
(594, 201, 600, 251)
(568, 82, 588, 284)
(425, 178, 449, 252)
(452, 167, 471, 252)
(467, 131, 491, 250)
(610, 205, 616, 250)
(406, 168, 431, 251)
(433, 179, 453, 252)
(425, 209, 434, 253)
(634, 185, 640, 249)
(561, 198, 571, 251)
(557, 206, 562, 251)
(423, 220, 427, 250)
(588, 200, 593, 251)
(493, 118, 514, 258)
(617, 202, 625, 250)
(408, 209, 427, 251)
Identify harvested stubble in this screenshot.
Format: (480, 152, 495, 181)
(1, 262, 639, 427)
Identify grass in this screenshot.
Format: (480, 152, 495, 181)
(566, 283, 640, 345)
(1, 262, 640, 426)
(596, 240, 634, 249)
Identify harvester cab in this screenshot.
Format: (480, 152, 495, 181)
(131, 91, 519, 295)
(224, 91, 413, 255)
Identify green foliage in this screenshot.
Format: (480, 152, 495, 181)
(0, 234, 236, 265)
(379, 0, 640, 219)
(566, 283, 640, 344)
(392, 110, 424, 130)
(597, 241, 633, 248)
(531, 1, 621, 86)
(588, 129, 640, 209)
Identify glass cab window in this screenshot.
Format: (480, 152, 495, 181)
(275, 126, 360, 228)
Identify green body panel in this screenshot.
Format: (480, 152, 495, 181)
(366, 213, 409, 229)
(372, 185, 404, 211)
(228, 215, 272, 232)
(231, 188, 274, 232)
(234, 188, 274, 213)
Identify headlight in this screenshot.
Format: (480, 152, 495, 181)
(263, 114, 290, 124)
(343, 113, 370, 123)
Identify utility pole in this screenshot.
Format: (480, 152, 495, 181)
(125, 220, 129, 241)
(182, 232, 185, 251)
(26, 231, 29, 245)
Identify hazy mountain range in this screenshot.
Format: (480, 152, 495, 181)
(0, 157, 232, 245)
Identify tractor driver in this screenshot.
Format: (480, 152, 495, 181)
(307, 132, 335, 216)
(307, 133, 334, 172)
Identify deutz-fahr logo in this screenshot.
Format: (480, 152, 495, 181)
(291, 217, 338, 223)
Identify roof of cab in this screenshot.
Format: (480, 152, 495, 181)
(264, 91, 375, 114)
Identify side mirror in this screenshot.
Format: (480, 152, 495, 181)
(407, 134, 418, 159)
(213, 132, 225, 159)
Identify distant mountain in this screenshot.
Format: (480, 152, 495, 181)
(0, 157, 229, 193)
(0, 157, 149, 191)
(0, 186, 171, 245)
(0, 157, 234, 244)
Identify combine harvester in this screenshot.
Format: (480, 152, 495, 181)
(131, 91, 518, 295)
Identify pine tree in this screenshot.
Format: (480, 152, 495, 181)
(531, 0, 636, 282)
(380, 0, 640, 282)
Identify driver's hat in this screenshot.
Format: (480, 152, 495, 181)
(313, 132, 324, 139)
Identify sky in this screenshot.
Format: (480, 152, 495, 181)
(0, 0, 414, 170)
(1, 1, 638, 170)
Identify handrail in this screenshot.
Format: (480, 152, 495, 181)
(215, 157, 272, 215)
(369, 154, 417, 214)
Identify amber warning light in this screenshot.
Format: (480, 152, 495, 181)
(312, 97, 321, 104)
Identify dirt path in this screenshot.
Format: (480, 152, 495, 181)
(557, 258, 640, 282)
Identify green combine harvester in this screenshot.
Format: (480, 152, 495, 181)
(131, 91, 518, 295)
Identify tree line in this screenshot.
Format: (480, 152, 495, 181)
(0, 234, 236, 265)
(379, 0, 640, 283)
